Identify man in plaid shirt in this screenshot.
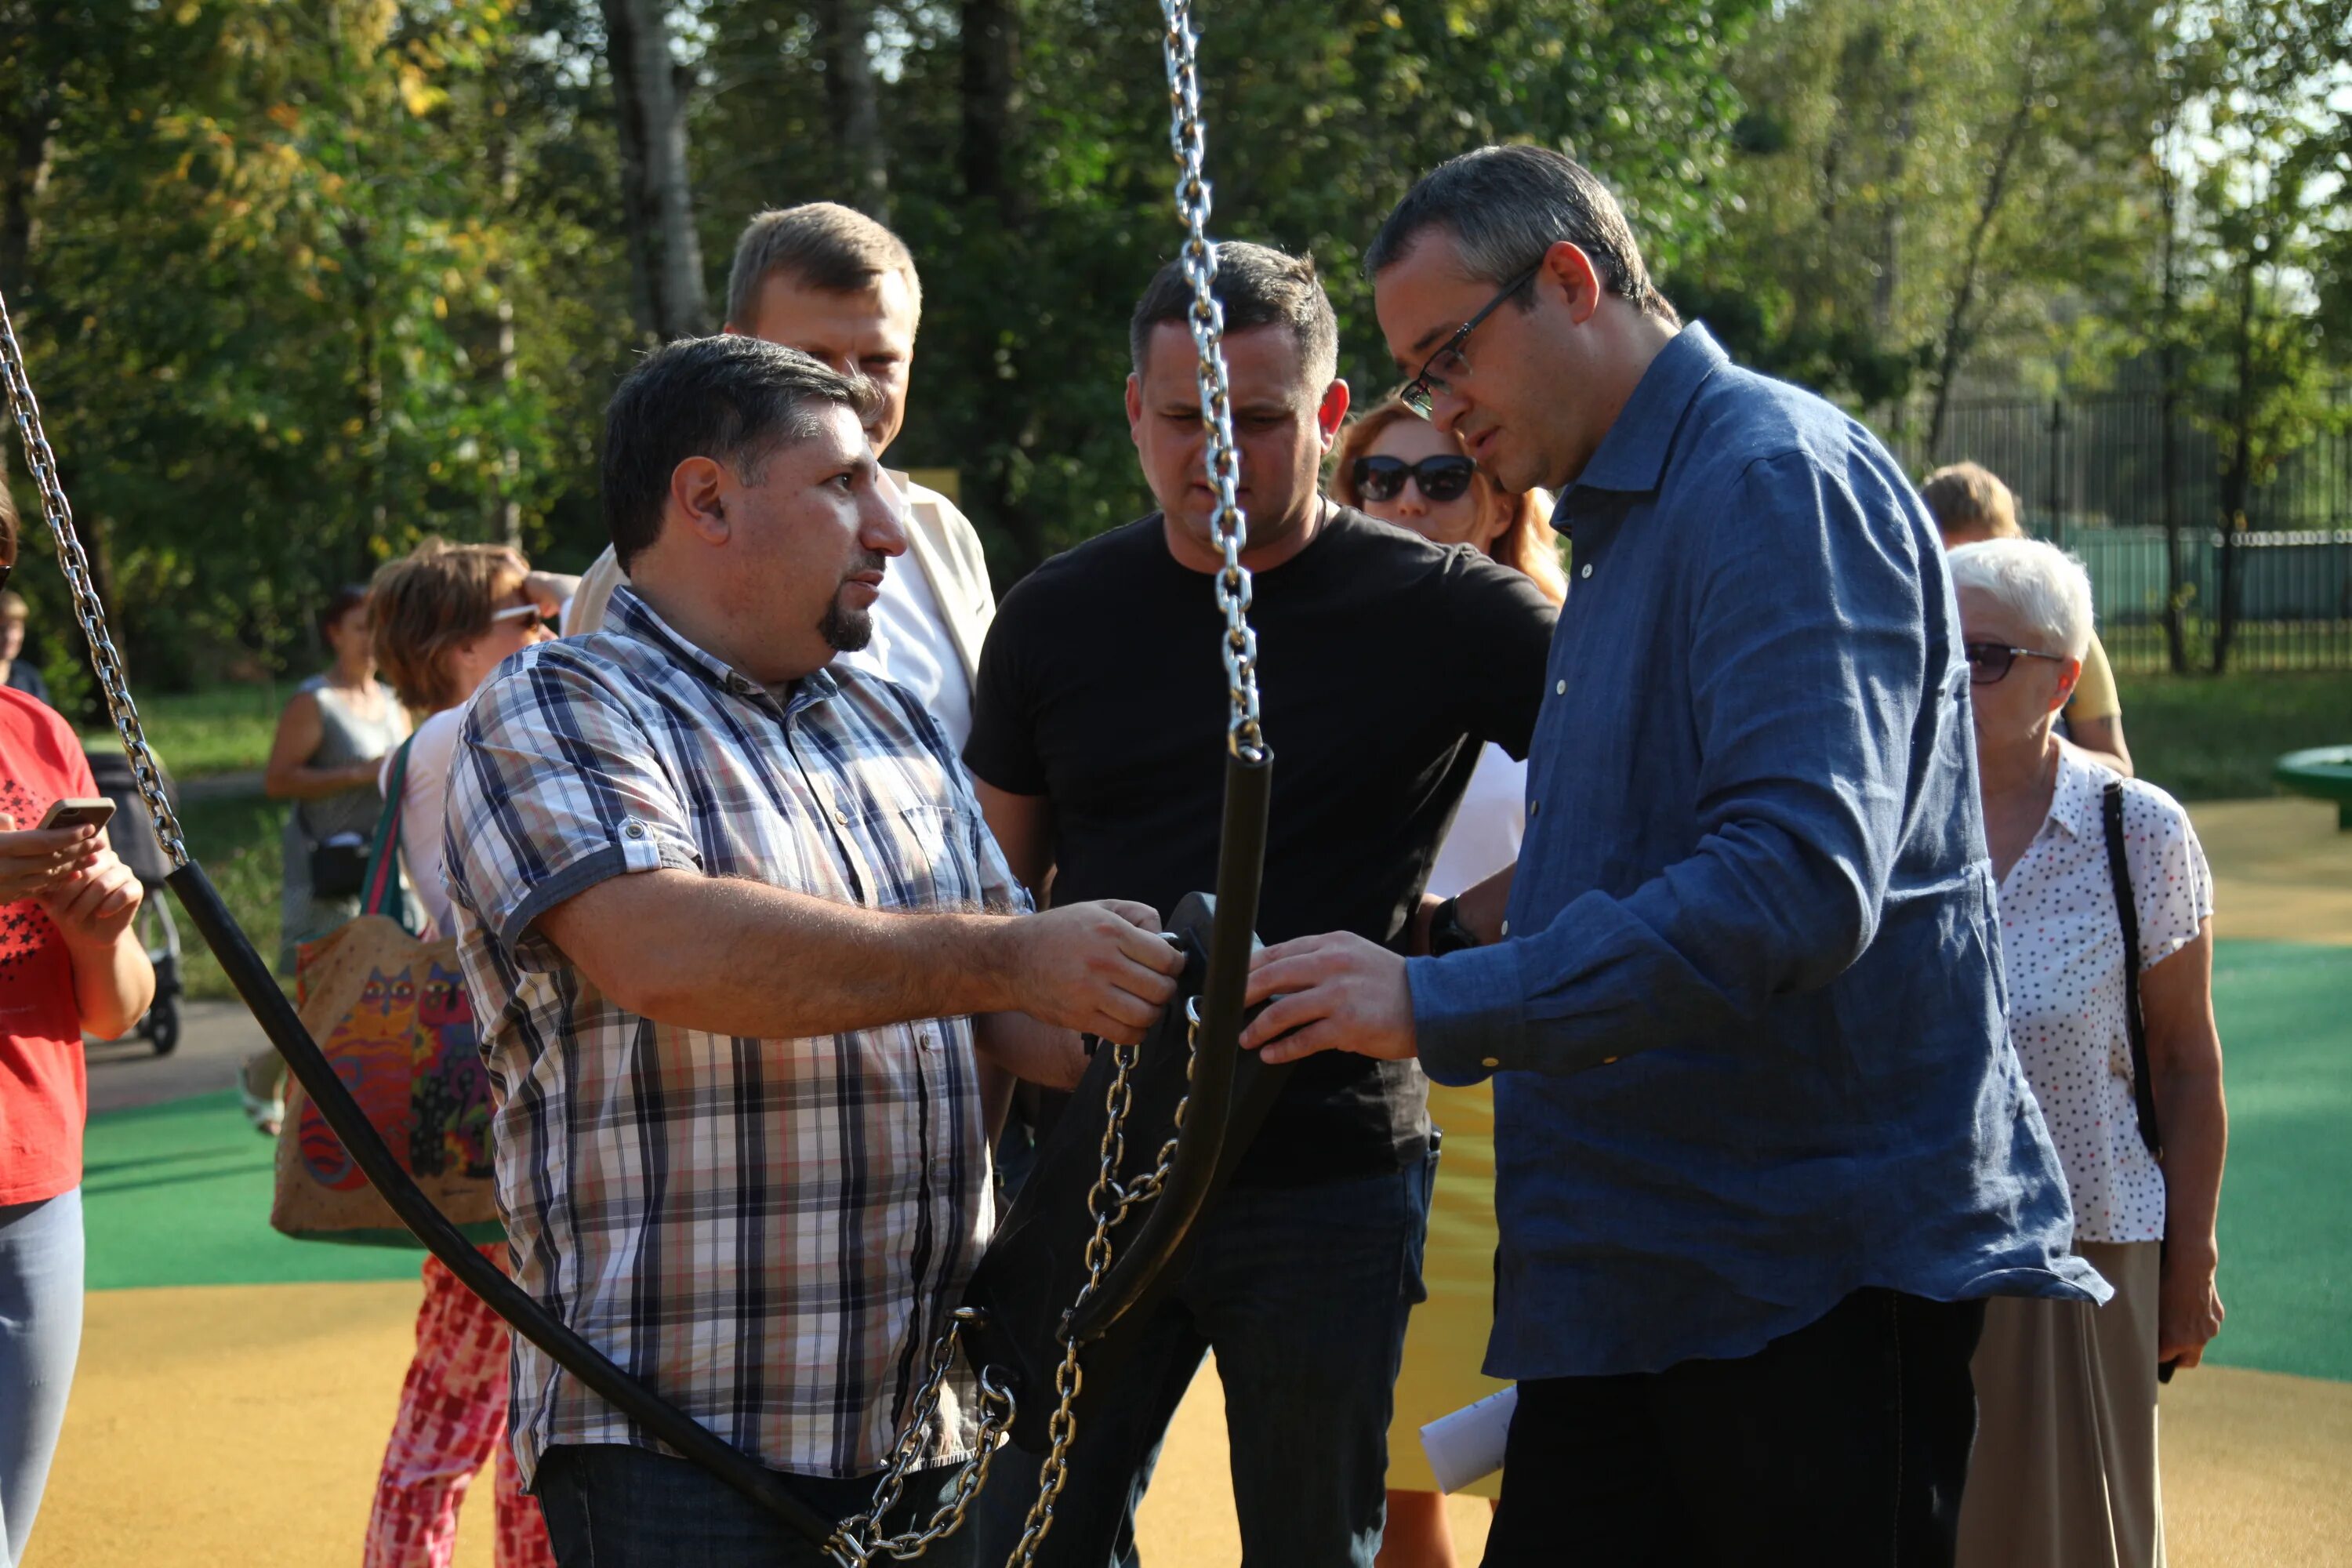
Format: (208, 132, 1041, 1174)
(443, 335, 1185, 1566)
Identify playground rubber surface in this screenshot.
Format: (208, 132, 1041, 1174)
(30, 800, 2352, 1566)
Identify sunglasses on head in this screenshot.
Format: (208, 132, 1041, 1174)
(1351, 454, 1476, 505)
(491, 601, 557, 633)
(1963, 641, 2069, 685)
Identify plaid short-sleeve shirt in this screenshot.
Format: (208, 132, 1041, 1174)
(443, 586, 1025, 1485)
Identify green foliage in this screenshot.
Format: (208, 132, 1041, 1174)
(9, 0, 620, 688)
(1682, 0, 2172, 423)
(81, 683, 283, 779)
(2, 0, 2345, 686)
(687, 0, 1760, 568)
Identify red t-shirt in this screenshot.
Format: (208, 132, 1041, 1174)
(1, 687, 94, 1204)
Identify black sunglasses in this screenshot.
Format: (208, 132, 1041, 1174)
(1963, 641, 2069, 685)
(1399, 263, 1543, 419)
(1352, 454, 1476, 505)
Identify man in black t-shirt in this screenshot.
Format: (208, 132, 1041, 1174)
(964, 244, 1556, 1566)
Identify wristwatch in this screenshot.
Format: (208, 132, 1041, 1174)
(1428, 896, 1481, 957)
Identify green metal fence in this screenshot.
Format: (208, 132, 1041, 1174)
(1899, 388, 2352, 673)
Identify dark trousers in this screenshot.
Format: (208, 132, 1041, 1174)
(971, 1156, 1435, 1568)
(1484, 1289, 1987, 1568)
(534, 1442, 977, 1568)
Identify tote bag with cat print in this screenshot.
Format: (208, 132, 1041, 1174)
(270, 739, 503, 1246)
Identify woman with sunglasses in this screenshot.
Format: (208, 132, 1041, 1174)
(1330, 398, 1563, 1568)
(346, 537, 575, 1568)
(368, 541, 574, 940)
(1947, 538, 2225, 1568)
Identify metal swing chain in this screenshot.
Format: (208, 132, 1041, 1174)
(0, 285, 188, 868)
(826, 1315, 1019, 1564)
(1161, 0, 1265, 765)
(1000, 1001, 1206, 1568)
(832, 989, 1204, 1566)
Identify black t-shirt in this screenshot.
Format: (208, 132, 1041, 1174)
(965, 506, 1558, 1185)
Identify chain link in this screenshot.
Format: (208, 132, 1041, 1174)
(826, 1312, 1019, 1565)
(1160, 0, 1265, 764)
(0, 284, 187, 866)
(1003, 1004, 1196, 1568)
(833, 975, 1201, 1566)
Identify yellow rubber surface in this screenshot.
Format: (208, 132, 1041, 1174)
(33, 1282, 2351, 1566)
(2194, 797, 2352, 946)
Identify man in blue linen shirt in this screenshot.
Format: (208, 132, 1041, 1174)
(1243, 147, 2106, 1566)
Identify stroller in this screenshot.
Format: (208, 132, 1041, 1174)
(84, 745, 183, 1054)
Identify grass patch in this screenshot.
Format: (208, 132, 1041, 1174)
(171, 790, 290, 1000)
(2118, 670, 2352, 801)
(82, 684, 285, 779)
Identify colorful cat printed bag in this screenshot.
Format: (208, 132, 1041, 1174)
(270, 740, 503, 1246)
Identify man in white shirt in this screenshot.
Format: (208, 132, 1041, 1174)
(565, 204, 994, 751)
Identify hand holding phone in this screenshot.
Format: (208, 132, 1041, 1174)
(1, 804, 107, 902)
(39, 797, 117, 833)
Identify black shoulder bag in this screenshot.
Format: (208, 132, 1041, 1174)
(2099, 780, 2163, 1160)
(2100, 779, 2177, 1381)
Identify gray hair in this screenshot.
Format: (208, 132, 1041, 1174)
(1947, 538, 2096, 661)
(725, 202, 923, 333)
(1365, 146, 1679, 325)
(1129, 241, 1341, 387)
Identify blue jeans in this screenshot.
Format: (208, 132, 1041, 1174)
(534, 1443, 978, 1568)
(971, 1157, 1434, 1568)
(0, 1189, 83, 1568)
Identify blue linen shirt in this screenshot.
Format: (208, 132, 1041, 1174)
(1410, 325, 2107, 1380)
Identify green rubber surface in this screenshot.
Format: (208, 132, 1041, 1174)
(80, 942, 2352, 1381)
(82, 1089, 423, 1290)
(2198, 941, 2352, 1384)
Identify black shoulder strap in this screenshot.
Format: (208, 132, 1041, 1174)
(2100, 780, 2163, 1158)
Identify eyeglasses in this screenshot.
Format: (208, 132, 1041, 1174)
(1399, 263, 1542, 419)
(0, 561, 11, 597)
(1351, 454, 1476, 505)
(491, 601, 557, 634)
(1963, 641, 2070, 685)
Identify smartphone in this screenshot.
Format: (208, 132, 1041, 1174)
(38, 797, 117, 833)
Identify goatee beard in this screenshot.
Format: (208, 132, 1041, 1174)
(818, 595, 873, 653)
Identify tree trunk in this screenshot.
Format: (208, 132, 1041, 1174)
(1925, 7, 2053, 454)
(2155, 99, 2188, 674)
(0, 90, 53, 296)
(820, 0, 889, 221)
(1871, 38, 1918, 343)
(959, 0, 1029, 573)
(2211, 220, 2259, 676)
(488, 127, 522, 549)
(960, 0, 1020, 211)
(602, 0, 708, 341)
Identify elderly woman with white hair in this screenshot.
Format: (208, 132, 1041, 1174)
(1949, 538, 2227, 1568)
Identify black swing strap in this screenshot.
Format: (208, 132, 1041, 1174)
(2099, 779, 2164, 1158)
